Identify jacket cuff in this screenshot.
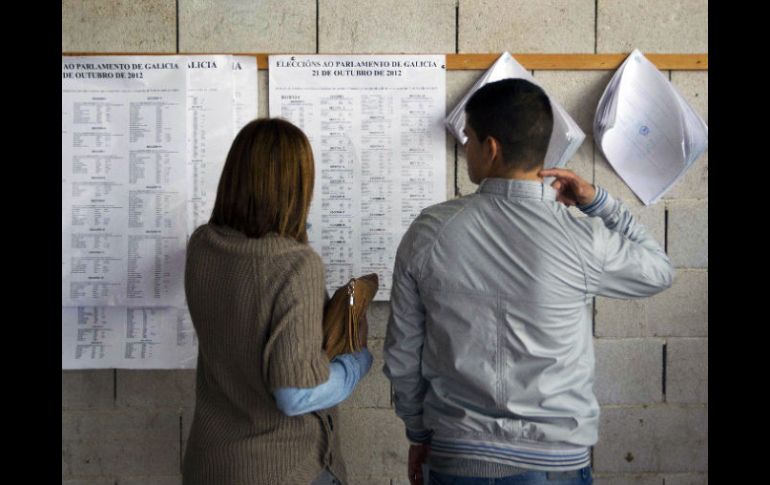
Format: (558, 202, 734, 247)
(578, 186, 617, 219)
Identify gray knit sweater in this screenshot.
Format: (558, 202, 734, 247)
(182, 223, 347, 484)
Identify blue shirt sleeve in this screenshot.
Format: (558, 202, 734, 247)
(273, 349, 373, 416)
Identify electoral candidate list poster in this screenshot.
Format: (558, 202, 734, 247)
(62, 55, 257, 369)
(269, 55, 447, 300)
(62, 56, 188, 308)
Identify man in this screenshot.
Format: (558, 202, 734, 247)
(383, 78, 673, 485)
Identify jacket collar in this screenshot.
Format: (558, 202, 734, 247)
(476, 177, 557, 202)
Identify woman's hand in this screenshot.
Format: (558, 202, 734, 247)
(539, 168, 597, 207)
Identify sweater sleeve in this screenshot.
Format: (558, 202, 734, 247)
(263, 248, 331, 390)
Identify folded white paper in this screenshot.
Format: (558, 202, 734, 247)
(594, 49, 708, 205)
(446, 52, 585, 171)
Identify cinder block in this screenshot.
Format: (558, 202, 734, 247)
(532, 71, 615, 136)
(633, 200, 667, 248)
(342, 339, 391, 409)
(670, 72, 708, 125)
(597, 0, 708, 53)
(446, 135, 457, 199)
(63, 479, 116, 485)
(63, 443, 72, 477)
(666, 338, 708, 404)
(563, 139, 595, 183)
(336, 408, 409, 477)
(595, 298, 645, 338)
(63, 410, 181, 477)
(115, 369, 196, 409)
(662, 474, 708, 485)
(62, 0, 176, 52)
(63, 439, 180, 477)
(635, 270, 708, 337)
(456, 133, 474, 196)
(62, 370, 114, 410)
(179, 0, 316, 52)
(119, 477, 182, 485)
(446, 71, 483, 112)
(258, 70, 269, 119)
(62, 410, 180, 442)
(592, 475, 663, 485)
(319, 0, 456, 53)
(667, 201, 708, 268)
(459, 0, 595, 53)
(594, 339, 664, 405)
(596, 270, 707, 338)
(368, 301, 391, 339)
(347, 478, 390, 485)
(663, 151, 708, 201)
(595, 404, 708, 473)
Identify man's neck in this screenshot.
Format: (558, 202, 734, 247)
(488, 163, 544, 183)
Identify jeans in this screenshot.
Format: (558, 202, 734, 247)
(428, 466, 592, 485)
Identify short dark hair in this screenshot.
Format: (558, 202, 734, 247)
(210, 118, 315, 242)
(465, 78, 553, 171)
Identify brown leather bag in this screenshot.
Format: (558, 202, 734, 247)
(322, 273, 379, 360)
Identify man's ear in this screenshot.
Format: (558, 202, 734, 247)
(485, 135, 501, 164)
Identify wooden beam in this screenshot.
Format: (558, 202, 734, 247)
(61, 53, 708, 71)
(446, 54, 707, 70)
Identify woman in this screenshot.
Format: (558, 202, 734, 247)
(182, 118, 372, 484)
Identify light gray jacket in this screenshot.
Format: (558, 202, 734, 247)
(383, 178, 674, 470)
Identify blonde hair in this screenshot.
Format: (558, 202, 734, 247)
(210, 118, 315, 242)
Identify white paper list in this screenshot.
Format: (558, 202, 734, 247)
(185, 55, 258, 232)
(63, 55, 260, 369)
(62, 306, 198, 369)
(232, 56, 259, 134)
(594, 50, 708, 205)
(185, 56, 237, 232)
(62, 57, 188, 307)
(269, 55, 446, 299)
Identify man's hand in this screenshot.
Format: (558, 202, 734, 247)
(408, 443, 430, 485)
(539, 168, 597, 207)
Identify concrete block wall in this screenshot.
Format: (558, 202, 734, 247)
(62, 1, 708, 483)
